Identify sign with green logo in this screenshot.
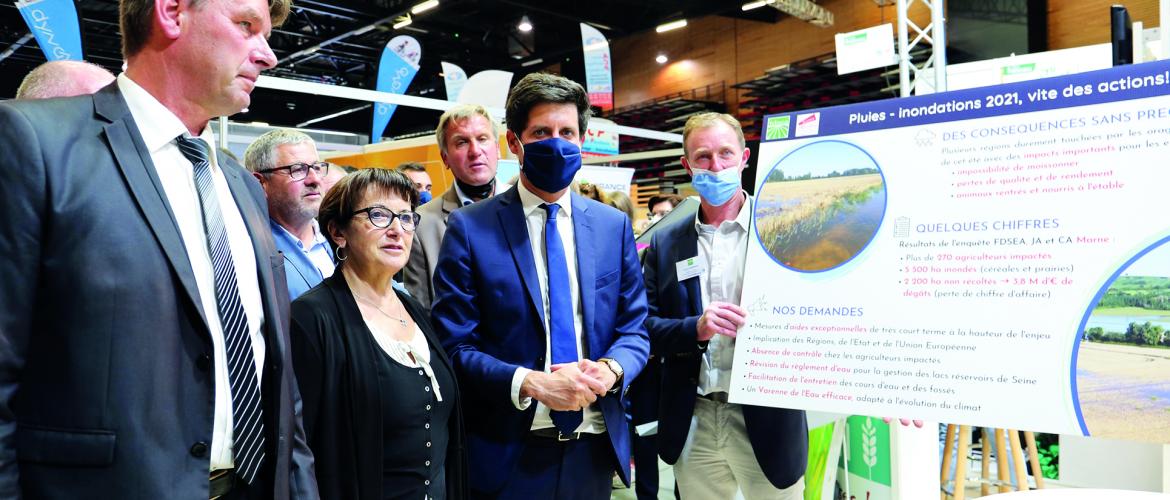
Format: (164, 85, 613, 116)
(845, 416, 891, 486)
(765, 116, 791, 141)
(844, 32, 868, 45)
(1002, 63, 1036, 76)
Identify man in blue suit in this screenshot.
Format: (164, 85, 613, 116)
(245, 129, 334, 300)
(431, 72, 649, 500)
(643, 113, 807, 499)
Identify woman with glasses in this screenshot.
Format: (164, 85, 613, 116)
(289, 168, 465, 499)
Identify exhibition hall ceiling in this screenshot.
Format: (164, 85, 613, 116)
(0, 0, 783, 138)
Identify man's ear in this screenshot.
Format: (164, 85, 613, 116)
(680, 155, 693, 177)
(506, 130, 522, 158)
(154, 0, 184, 41)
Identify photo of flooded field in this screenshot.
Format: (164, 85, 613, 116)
(755, 140, 885, 272)
(1077, 241, 1170, 442)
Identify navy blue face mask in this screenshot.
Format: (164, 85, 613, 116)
(521, 137, 582, 193)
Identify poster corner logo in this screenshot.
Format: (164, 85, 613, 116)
(794, 112, 821, 137)
(764, 115, 791, 141)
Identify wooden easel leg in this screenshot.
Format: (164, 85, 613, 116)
(1008, 429, 1029, 491)
(954, 425, 971, 500)
(941, 424, 956, 500)
(1024, 431, 1046, 489)
(981, 432, 991, 496)
(995, 428, 1010, 493)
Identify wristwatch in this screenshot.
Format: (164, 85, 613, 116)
(599, 358, 624, 394)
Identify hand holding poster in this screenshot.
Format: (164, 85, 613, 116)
(732, 60, 1170, 443)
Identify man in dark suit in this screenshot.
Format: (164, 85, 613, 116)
(643, 113, 807, 499)
(0, 0, 318, 498)
(431, 73, 649, 499)
(404, 103, 502, 309)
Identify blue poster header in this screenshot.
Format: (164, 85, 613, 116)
(761, 59, 1170, 142)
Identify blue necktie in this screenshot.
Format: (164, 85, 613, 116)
(176, 136, 266, 484)
(542, 203, 583, 435)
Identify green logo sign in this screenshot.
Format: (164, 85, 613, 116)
(844, 32, 868, 45)
(765, 116, 790, 141)
(1002, 63, 1036, 76)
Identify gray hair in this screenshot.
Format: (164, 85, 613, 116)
(16, 60, 115, 100)
(435, 104, 497, 156)
(244, 129, 315, 173)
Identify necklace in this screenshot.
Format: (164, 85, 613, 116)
(353, 293, 409, 327)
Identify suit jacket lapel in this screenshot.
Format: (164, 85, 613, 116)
(97, 86, 210, 331)
(571, 194, 597, 358)
(440, 186, 461, 224)
(676, 223, 703, 316)
(496, 188, 547, 329)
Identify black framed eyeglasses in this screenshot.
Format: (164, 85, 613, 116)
(258, 161, 329, 181)
(351, 206, 421, 232)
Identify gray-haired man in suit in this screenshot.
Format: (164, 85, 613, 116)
(0, 0, 317, 498)
(403, 103, 502, 309)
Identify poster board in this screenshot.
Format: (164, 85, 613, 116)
(732, 60, 1170, 444)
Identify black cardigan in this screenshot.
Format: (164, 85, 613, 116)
(290, 273, 467, 500)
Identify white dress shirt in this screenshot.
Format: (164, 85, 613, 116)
(508, 182, 605, 434)
(696, 192, 751, 396)
(118, 74, 266, 471)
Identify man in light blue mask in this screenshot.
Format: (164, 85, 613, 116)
(431, 72, 649, 500)
(642, 112, 808, 499)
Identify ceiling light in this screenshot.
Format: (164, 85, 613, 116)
(655, 19, 687, 33)
(518, 15, 533, 32)
(393, 14, 412, 29)
(742, 0, 769, 10)
(655, 54, 668, 64)
(521, 57, 544, 67)
(411, 0, 439, 15)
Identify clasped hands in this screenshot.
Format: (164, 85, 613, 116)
(521, 359, 617, 411)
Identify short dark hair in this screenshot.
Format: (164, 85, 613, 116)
(505, 73, 591, 137)
(396, 162, 427, 173)
(648, 194, 683, 212)
(317, 168, 418, 257)
(120, 0, 292, 58)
